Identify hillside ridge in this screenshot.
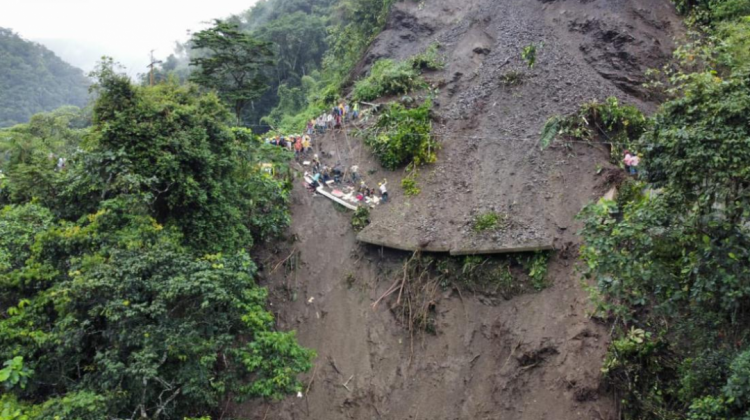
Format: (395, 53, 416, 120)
(234, 0, 685, 419)
(0, 28, 90, 127)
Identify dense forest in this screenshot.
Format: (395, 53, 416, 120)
(148, 0, 393, 131)
(2, 0, 750, 418)
(0, 0, 393, 418)
(561, 0, 750, 418)
(0, 60, 314, 419)
(0, 28, 90, 128)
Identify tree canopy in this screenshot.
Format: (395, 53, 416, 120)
(0, 28, 90, 128)
(189, 21, 275, 125)
(0, 61, 312, 419)
(576, 1, 750, 418)
(148, 0, 396, 131)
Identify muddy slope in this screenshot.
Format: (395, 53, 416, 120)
(233, 1, 683, 419)
(359, 0, 682, 251)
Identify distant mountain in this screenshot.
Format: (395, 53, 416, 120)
(0, 28, 91, 127)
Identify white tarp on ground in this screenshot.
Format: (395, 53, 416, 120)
(304, 175, 358, 211)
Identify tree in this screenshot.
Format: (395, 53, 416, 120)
(0, 60, 312, 419)
(0, 106, 88, 207)
(189, 21, 275, 125)
(0, 205, 314, 419)
(578, 70, 750, 420)
(55, 59, 291, 252)
(254, 12, 328, 85)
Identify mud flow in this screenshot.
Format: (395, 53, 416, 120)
(234, 0, 683, 418)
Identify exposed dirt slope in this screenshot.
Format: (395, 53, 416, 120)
(234, 1, 683, 419)
(358, 0, 682, 251)
(236, 178, 617, 420)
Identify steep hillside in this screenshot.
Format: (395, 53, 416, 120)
(357, 0, 682, 253)
(0, 28, 90, 127)
(234, 1, 684, 419)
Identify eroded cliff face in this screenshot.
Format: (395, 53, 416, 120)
(358, 0, 682, 253)
(235, 1, 684, 419)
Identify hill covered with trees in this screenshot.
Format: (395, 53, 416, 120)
(2, 0, 749, 418)
(0, 28, 91, 128)
(0, 0, 394, 417)
(0, 60, 313, 419)
(149, 0, 391, 130)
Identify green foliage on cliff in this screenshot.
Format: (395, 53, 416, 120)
(577, 3, 750, 418)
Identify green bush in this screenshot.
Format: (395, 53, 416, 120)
(687, 396, 730, 420)
(352, 59, 424, 102)
(524, 252, 550, 291)
(401, 176, 420, 196)
(351, 206, 370, 232)
(724, 350, 750, 408)
(522, 44, 540, 68)
(717, 17, 750, 70)
(671, 0, 750, 24)
(713, 0, 750, 19)
(539, 97, 648, 161)
(362, 100, 437, 170)
(678, 350, 732, 404)
(0, 357, 32, 390)
(408, 43, 445, 71)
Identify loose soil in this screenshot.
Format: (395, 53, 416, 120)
(233, 0, 683, 418)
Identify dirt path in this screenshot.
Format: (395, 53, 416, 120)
(233, 0, 683, 418)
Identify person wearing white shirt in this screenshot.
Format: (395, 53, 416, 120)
(379, 180, 388, 203)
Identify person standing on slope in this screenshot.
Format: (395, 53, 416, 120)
(624, 150, 640, 175)
(294, 136, 303, 158)
(379, 180, 388, 203)
(302, 136, 311, 154)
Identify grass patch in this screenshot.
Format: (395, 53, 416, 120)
(499, 71, 525, 87)
(472, 212, 509, 233)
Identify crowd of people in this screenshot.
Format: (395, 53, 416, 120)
(307, 101, 360, 135)
(265, 134, 312, 159)
(304, 158, 388, 205)
(266, 100, 387, 207)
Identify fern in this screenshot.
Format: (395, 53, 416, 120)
(539, 116, 562, 150)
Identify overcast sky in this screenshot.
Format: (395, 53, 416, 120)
(0, 0, 257, 77)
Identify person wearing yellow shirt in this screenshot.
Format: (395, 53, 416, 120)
(302, 136, 311, 154)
